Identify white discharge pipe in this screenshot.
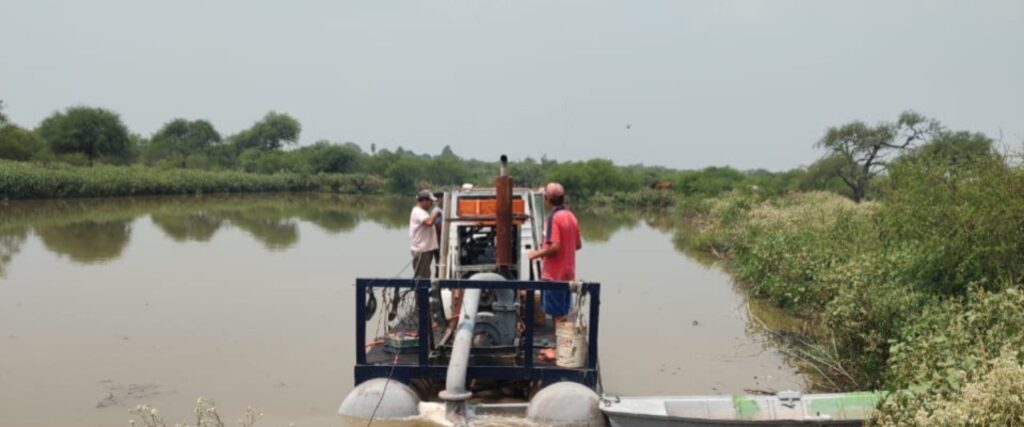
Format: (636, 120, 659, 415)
(442, 287, 480, 400)
(440, 272, 505, 405)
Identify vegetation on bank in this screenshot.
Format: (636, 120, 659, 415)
(0, 160, 386, 199)
(684, 152, 1024, 424)
(1, 100, 837, 201)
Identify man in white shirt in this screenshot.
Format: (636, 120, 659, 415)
(410, 190, 442, 279)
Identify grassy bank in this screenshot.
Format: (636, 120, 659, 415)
(0, 160, 693, 208)
(682, 155, 1024, 424)
(0, 160, 385, 199)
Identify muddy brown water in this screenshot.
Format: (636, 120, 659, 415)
(0, 194, 804, 427)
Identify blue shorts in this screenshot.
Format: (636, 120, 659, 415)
(542, 287, 571, 318)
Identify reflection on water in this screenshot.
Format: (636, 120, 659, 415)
(0, 229, 27, 277)
(575, 206, 642, 243)
(0, 195, 805, 427)
(0, 195, 659, 270)
(0, 195, 417, 269)
(151, 212, 223, 242)
(37, 219, 134, 263)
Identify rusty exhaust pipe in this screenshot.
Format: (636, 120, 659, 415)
(495, 155, 514, 271)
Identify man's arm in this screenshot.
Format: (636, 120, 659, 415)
(420, 209, 441, 226)
(528, 241, 560, 260)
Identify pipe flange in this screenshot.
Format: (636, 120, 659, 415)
(439, 390, 473, 401)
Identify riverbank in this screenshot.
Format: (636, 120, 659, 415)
(0, 160, 686, 208)
(680, 155, 1024, 424)
(0, 160, 386, 199)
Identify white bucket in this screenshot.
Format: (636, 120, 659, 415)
(555, 321, 587, 368)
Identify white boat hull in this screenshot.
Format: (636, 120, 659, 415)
(601, 392, 879, 427)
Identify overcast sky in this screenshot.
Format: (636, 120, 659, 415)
(1, 1, 1021, 170)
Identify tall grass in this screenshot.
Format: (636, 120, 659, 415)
(0, 160, 383, 199)
(683, 155, 1024, 424)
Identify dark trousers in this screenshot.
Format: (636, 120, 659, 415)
(412, 250, 433, 279)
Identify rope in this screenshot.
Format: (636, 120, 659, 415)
(363, 258, 415, 427)
(365, 353, 401, 427)
(570, 281, 587, 329)
(366, 260, 412, 340)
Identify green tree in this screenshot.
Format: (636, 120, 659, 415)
(230, 112, 301, 151)
(0, 125, 47, 161)
(36, 106, 132, 165)
(510, 157, 544, 188)
(303, 141, 362, 174)
(814, 111, 938, 202)
(342, 141, 364, 154)
(0, 100, 8, 125)
(236, 148, 263, 173)
(880, 154, 1024, 294)
(743, 168, 806, 195)
(148, 119, 221, 167)
(427, 147, 468, 186)
(801, 157, 856, 197)
(253, 150, 307, 174)
(545, 159, 638, 197)
(674, 166, 746, 197)
(365, 148, 399, 175)
(385, 156, 428, 193)
(898, 130, 994, 169)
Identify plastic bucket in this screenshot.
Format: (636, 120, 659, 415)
(555, 321, 587, 368)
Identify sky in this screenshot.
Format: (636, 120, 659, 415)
(1, 0, 1022, 171)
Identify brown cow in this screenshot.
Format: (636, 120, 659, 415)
(649, 181, 673, 190)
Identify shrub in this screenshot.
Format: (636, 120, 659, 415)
(544, 159, 640, 197)
(876, 287, 1024, 424)
(695, 191, 877, 308)
(900, 351, 1024, 426)
(313, 173, 385, 195)
(0, 160, 386, 199)
(820, 250, 935, 388)
(588, 189, 678, 208)
(684, 155, 1024, 421)
(879, 155, 1024, 295)
(0, 125, 47, 161)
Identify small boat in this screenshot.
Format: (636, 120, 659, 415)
(601, 391, 881, 426)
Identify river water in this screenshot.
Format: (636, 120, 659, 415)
(0, 194, 804, 427)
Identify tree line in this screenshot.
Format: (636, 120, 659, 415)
(0, 100, 1003, 202)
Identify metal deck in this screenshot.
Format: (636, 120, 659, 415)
(354, 278, 601, 388)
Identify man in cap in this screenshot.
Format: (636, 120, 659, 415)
(410, 190, 442, 279)
(527, 182, 582, 360)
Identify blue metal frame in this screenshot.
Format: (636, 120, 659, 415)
(354, 278, 601, 388)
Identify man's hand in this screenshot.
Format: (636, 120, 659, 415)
(421, 209, 442, 226)
(528, 241, 558, 260)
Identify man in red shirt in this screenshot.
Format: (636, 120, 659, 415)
(527, 182, 582, 360)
